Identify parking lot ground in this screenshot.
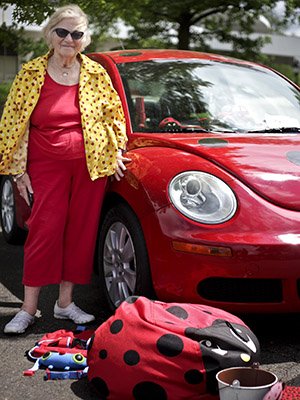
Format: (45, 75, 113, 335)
(0, 234, 299, 399)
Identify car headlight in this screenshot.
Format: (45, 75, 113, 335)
(169, 171, 237, 224)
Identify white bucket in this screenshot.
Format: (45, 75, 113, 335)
(216, 367, 278, 400)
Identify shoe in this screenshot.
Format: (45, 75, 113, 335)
(54, 301, 95, 324)
(4, 310, 35, 334)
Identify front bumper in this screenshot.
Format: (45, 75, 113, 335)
(141, 204, 300, 313)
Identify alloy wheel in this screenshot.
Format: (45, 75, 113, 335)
(102, 221, 137, 307)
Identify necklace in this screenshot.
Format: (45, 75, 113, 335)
(61, 62, 75, 77)
(61, 64, 74, 77)
(49, 57, 78, 77)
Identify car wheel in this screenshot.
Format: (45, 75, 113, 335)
(97, 203, 155, 312)
(0, 176, 26, 244)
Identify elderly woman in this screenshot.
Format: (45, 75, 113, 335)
(1, 4, 129, 334)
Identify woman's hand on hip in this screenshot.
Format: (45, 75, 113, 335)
(114, 150, 131, 181)
(16, 172, 34, 207)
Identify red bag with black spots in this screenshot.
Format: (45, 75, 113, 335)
(87, 296, 260, 400)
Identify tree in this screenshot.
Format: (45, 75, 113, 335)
(0, 0, 54, 24)
(1, 0, 300, 60)
(0, 0, 118, 58)
(106, 0, 300, 59)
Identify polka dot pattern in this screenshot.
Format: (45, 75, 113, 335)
(87, 297, 260, 399)
(99, 349, 107, 359)
(133, 381, 168, 400)
(156, 334, 184, 357)
(0, 52, 127, 179)
(110, 319, 123, 334)
(123, 350, 140, 365)
(184, 369, 204, 384)
(166, 305, 188, 320)
(90, 377, 110, 398)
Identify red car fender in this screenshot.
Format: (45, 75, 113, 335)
(107, 146, 236, 219)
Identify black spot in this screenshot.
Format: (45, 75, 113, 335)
(90, 377, 110, 398)
(166, 306, 189, 320)
(133, 381, 168, 400)
(156, 334, 184, 357)
(124, 350, 140, 366)
(99, 349, 107, 359)
(184, 369, 204, 384)
(110, 319, 123, 334)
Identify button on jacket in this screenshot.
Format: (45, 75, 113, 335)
(0, 52, 127, 180)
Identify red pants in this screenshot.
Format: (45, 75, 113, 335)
(23, 156, 107, 287)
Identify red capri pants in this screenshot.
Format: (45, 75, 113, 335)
(23, 155, 107, 287)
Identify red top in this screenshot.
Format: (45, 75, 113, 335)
(29, 72, 85, 160)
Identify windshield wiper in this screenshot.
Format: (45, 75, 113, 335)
(180, 127, 208, 133)
(159, 126, 208, 133)
(248, 127, 300, 133)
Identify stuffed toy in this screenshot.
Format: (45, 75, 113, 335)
(24, 326, 93, 380)
(22, 298, 300, 400)
(87, 296, 261, 399)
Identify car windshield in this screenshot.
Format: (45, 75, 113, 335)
(117, 59, 300, 133)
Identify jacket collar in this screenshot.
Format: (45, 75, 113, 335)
(80, 53, 103, 74)
(23, 52, 50, 71)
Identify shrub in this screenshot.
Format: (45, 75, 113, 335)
(0, 81, 12, 116)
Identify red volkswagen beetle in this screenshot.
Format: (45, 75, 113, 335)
(1, 49, 300, 313)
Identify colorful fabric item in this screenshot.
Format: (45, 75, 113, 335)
(0, 51, 127, 180)
(24, 327, 93, 380)
(87, 296, 260, 400)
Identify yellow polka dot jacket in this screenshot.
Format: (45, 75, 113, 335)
(0, 52, 127, 180)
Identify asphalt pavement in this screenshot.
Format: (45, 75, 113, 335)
(0, 232, 108, 400)
(0, 232, 299, 399)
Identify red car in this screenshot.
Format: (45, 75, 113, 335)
(1, 49, 300, 313)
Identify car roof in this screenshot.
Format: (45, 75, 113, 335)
(100, 49, 257, 67)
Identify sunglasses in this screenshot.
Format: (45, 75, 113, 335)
(54, 28, 84, 40)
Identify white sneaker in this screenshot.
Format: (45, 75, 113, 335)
(54, 301, 95, 324)
(4, 310, 35, 334)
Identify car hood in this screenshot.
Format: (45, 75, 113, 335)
(134, 134, 300, 211)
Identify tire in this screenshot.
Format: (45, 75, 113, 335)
(0, 176, 26, 244)
(97, 203, 155, 312)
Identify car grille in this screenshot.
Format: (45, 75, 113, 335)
(197, 278, 282, 303)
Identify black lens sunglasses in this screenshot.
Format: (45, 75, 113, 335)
(54, 28, 84, 40)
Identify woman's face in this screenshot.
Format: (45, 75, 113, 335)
(51, 17, 85, 58)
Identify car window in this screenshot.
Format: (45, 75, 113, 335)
(117, 59, 300, 133)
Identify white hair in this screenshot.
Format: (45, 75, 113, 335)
(43, 4, 91, 51)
